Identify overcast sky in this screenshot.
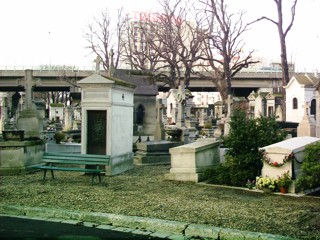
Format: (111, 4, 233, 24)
(0, 0, 319, 72)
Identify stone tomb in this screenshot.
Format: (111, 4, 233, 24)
(165, 139, 221, 182)
(134, 140, 182, 165)
(260, 136, 320, 193)
(77, 73, 135, 175)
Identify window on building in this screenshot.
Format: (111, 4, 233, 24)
(293, 98, 298, 109)
(268, 106, 274, 117)
(311, 99, 316, 119)
(136, 104, 145, 125)
(262, 98, 267, 116)
(249, 106, 254, 119)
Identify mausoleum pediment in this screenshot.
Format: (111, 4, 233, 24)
(247, 91, 256, 100)
(78, 73, 115, 84)
(265, 92, 274, 100)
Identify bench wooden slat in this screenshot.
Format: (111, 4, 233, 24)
(32, 152, 111, 185)
(43, 152, 110, 160)
(32, 165, 103, 173)
(41, 159, 109, 165)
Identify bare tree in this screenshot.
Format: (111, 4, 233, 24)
(85, 8, 126, 73)
(175, 5, 208, 88)
(122, 0, 208, 89)
(249, 0, 298, 120)
(145, 0, 184, 89)
(200, 0, 258, 106)
(122, 13, 163, 72)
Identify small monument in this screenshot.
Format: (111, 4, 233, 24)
(77, 66, 135, 175)
(134, 96, 182, 165)
(16, 69, 44, 140)
(223, 94, 233, 136)
(297, 102, 316, 137)
(154, 99, 165, 141)
(176, 85, 189, 143)
(0, 70, 44, 175)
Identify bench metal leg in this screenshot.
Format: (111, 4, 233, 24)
(98, 173, 102, 183)
(43, 169, 55, 182)
(43, 170, 47, 181)
(50, 170, 55, 179)
(91, 174, 94, 185)
(91, 173, 102, 185)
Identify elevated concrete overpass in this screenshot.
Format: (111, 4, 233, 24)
(0, 68, 285, 96)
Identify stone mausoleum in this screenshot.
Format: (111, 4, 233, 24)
(77, 73, 135, 176)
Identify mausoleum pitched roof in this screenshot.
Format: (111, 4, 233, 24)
(77, 73, 136, 89)
(116, 74, 158, 96)
(77, 73, 115, 84)
(286, 74, 318, 89)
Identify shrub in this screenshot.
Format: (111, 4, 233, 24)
(54, 131, 66, 144)
(206, 108, 287, 187)
(296, 141, 320, 192)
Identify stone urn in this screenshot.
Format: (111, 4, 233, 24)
(2, 130, 25, 141)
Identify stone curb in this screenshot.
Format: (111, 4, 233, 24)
(0, 204, 295, 239)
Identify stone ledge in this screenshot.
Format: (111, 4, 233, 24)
(0, 205, 295, 240)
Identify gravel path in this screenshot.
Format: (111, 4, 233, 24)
(1, 165, 319, 239)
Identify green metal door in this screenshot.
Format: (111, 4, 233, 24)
(87, 110, 106, 155)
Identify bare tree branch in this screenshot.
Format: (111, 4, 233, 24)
(199, 0, 258, 105)
(247, 0, 298, 120)
(85, 8, 126, 73)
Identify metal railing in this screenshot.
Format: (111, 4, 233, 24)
(0, 66, 95, 72)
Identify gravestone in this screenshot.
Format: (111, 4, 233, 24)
(16, 69, 44, 139)
(77, 72, 135, 175)
(154, 99, 165, 141)
(223, 95, 233, 136)
(297, 102, 316, 137)
(176, 85, 189, 143)
(0, 92, 8, 134)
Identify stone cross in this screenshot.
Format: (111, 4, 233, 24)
(176, 85, 186, 128)
(302, 102, 310, 119)
(94, 56, 102, 74)
(24, 69, 34, 109)
(156, 99, 164, 123)
(154, 98, 166, 141)
(226, 94, 233, 117)
(108, 49, 115, 77)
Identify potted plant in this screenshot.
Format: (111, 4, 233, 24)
(257, 176, 277, 193)
(277, 171, 292, 194)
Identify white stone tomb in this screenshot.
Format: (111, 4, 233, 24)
(260, 136, 320, 193)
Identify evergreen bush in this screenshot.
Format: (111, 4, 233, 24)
(206, 108, 287, 187)
(296, 141, 320, 192)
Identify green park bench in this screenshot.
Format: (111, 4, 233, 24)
(32, 152, 111, 185)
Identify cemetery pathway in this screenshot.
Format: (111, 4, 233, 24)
(0, 215, 165, 240)
(1, 165, 319, 240)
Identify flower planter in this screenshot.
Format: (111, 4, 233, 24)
(262, 187, 273, 194)
(280, 186, 287, 194)
(2, 130, 25, 141)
